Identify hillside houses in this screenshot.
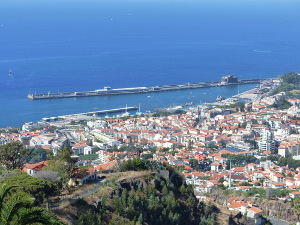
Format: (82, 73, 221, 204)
(3, 87, 300, 205)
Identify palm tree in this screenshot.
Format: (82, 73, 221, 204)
(0, 183, 60, 225)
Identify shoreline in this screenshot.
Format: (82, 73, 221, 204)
(0, 82, 265, 128)
(34, 82, 275, 127)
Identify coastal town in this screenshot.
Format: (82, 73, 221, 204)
(2, 73, 300, 224)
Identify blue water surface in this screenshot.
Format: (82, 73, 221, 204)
(0, 0, 299, 127)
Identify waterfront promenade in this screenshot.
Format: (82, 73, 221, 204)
(204, 83, 273, 106)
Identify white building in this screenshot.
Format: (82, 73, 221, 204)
(92, 129, 120, 147)
(258, 139, 275, 152)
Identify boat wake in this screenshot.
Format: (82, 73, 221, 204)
(253, 50, 271, 53)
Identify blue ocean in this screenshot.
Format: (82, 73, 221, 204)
(0, 0, 300, 127)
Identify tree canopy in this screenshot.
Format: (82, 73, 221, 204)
(120, 158, 148, 172)
(44, 147, 88, 187)
(54, 146, 77, 178)
(278, 157, 300, 169)
(0, 141, 32, 170)
(0, 174, 59, 205)
(221, 154, 257, 167)
(271, 98, 292, 110)
(27, 148, 53, 164)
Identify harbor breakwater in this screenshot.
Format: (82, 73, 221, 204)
(28, 78, 266, 100)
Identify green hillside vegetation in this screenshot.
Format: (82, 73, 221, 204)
(270, 98, 292, 110)
(57, 159, 218, 225)
(75, 173, 214, 225)
(0, 143, 221, 224)
(272, 72, 300, 98)
(0, 174, 60, 205)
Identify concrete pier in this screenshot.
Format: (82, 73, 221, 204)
(77, 107, 137, 116)
(57, 107, 137, 121)
(28, 77, 268, 100)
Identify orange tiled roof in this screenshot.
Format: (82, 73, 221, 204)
(23, 160, 48, 171)
(219, 149, 234, 154)
(248, 207, 263, 214)
(228, 197, 244, 204)
(228, 202, 247, 209)
(94, 160, 117, 171)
